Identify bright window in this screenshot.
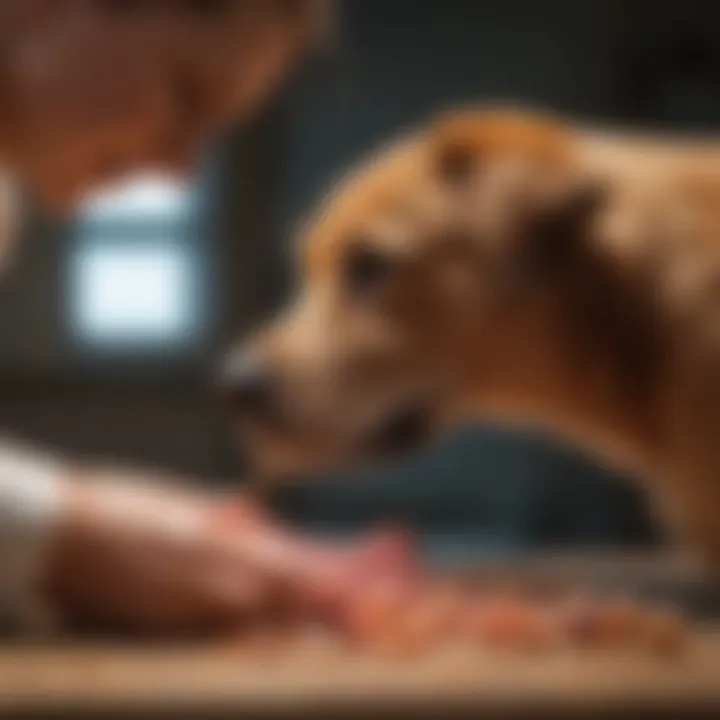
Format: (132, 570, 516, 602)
(72, 242, 194, 347)
(68, 174, 203, 352)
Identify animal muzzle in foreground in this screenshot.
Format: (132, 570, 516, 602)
(218, 341, 439, 480)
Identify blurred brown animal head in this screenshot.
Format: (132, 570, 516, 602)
(224, 109, 608, 479)
(0, 0, 326, 208)
(223, 109, 720, 572)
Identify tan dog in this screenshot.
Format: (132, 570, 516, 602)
(224, 106, 720, 569)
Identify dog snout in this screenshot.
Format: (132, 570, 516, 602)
(219, 346, 274, 417)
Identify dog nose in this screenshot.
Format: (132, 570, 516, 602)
(219, 348, 273, 416)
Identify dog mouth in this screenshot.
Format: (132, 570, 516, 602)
(359, 403, 435, 460)
(226, 373, 438, 476)
(243, 401, 435, 462)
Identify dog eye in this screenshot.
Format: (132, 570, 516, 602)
(343, 244, 394, 298)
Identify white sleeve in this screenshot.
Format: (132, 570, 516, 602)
(0, 438, 63, 631)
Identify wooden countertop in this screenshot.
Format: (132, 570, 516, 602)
(1, 635, 720, 718)
(1, 552, 718, 719)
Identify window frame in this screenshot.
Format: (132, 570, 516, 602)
(67, 183, 209, 362)
(0, 114, 282, 388)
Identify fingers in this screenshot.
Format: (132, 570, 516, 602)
(189, 564, 268, 630)
(207, 495, 271, 531)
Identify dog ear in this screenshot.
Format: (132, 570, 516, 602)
(429, 108, 603, 290)
(432, 120, 481, 187)
(430, 107, 572, 188)
(481, 177, 606, 298)
(518, 176, 607, 275)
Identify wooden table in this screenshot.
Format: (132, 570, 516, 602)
(1, 553, 718, 719)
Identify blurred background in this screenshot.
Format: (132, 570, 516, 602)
(4, 0, 720, 559)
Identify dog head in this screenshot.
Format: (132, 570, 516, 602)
(222, 108, 604, 480)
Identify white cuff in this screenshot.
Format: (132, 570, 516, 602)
(0, 438, 63, 630)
